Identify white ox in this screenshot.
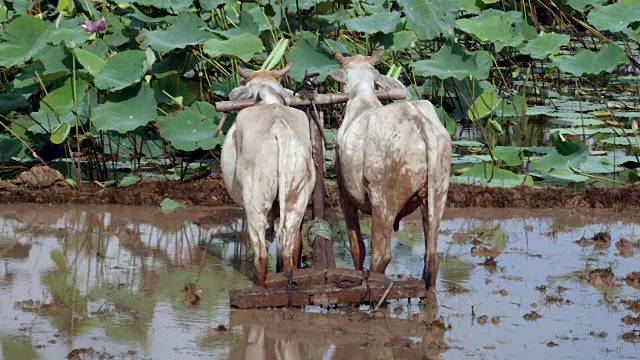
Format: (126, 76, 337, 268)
(329, 51, 452, 289)
(221, 65, 315, 287)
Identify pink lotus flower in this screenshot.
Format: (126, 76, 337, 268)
(80, 16, 106, 34)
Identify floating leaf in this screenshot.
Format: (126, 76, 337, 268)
(138, 12, 214, 54)
(94, 49, 155, 91)
(156, 108, 224, 151)
(50, 123, 71, 144)
(342, 11, 401, 34)
(450, 163, 533, 188)
(529, 133, 589, 173)
(92, 84, 158, 133)
(453, 140, 484, 147)
(160, 197, 181, 212)
(118, 175, 140, 187)
(548, 118, 605, 126)
(494, 146, 524, 166)
(412, 44, 492, 80)
(0, 16, 49, 68)
(520, 32, 571, 59)
(397, 0, 457, 40)
(203, 33, 263, 62)
(554, 44, 629, 76)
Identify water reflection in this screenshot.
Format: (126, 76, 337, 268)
(0, 205, 638, 359)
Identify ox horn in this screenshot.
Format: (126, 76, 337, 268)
(274, 63, 293, 77)
(368, 49, 385, 65)
(237, 67, 251, 79)
(334, 51, 348, 65)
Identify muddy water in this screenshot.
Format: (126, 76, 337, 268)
(0, 205, 638, 359)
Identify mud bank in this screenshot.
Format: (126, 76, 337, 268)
(2, 179, 640, 209)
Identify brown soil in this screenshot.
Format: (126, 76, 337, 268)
(616, 239, 636, 258)
(588, 331, 608, 339)
(621, 330, 640, 343)
(622, 299, 640, 313)
(476, 315, 488, 326)
(625, 272, 640, 289)
(576, 232, 611, 250)
(523, 311, 542, 321)
(491, 316, 501, 326)
(491, 289, 509, 297)
(588, 268, 616, 288)
(621, 315, 640, 326)
(5, 179, 640, 209)
(471, 246, 501, 258)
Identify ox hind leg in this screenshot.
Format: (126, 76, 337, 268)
(420, 186, 447, 290)
(245, 210, 270, 287)
(341, 197, 365, 270)
(280, 194, 309, 273)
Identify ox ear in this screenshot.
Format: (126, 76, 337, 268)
(374, 74, 410, 98)
(329, 69, 347, 83)
(228, 85, 255, 101)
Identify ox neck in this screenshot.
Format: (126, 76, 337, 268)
(343, 83, 382, 124)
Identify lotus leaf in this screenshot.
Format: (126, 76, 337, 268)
(203, 33, 263, 62)
(288, 32, 339, 82)
(450, 163, 533, 188)
(342, 11, 401, 34)
(94, 49, 156, 91)
(587, 2, 640, 33)
(138, 13, 215, 54)
(397, 0, 457, 40)
(412, 44, 492, 80)
(92, 84, 158, 133)
(156, 108, 224, 151)
(520, 32, 570, 59)
(0, 15, 49, 68)
(554, 44, 629, 76)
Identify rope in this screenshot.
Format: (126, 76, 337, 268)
(307, 219, 333, 244)
(284, 270, 296, 307)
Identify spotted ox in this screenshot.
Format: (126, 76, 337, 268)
(221, 64, 315, 287)
(329, 51, 452, 289)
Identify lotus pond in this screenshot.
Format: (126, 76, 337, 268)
(2, 0, 640, 190)
(0, 204, 639, 359)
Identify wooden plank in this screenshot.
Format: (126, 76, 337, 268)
(229, 280, 427, 309)
(264, 268, 390, 289)
(214, 89, 409, 112)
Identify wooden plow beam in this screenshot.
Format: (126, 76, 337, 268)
(229, 269, 428, 309)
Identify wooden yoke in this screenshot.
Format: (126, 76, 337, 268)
(214, 88, 410, 112)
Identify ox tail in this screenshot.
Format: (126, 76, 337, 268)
(413, 105, 438, 290)
(274, 128, 287, 273)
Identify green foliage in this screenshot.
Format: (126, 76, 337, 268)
(0, 0, 637, 189)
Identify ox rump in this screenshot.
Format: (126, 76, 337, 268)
(221, 64, 315, 288)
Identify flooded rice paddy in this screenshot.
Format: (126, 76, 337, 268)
(0, 204, 639, 359)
